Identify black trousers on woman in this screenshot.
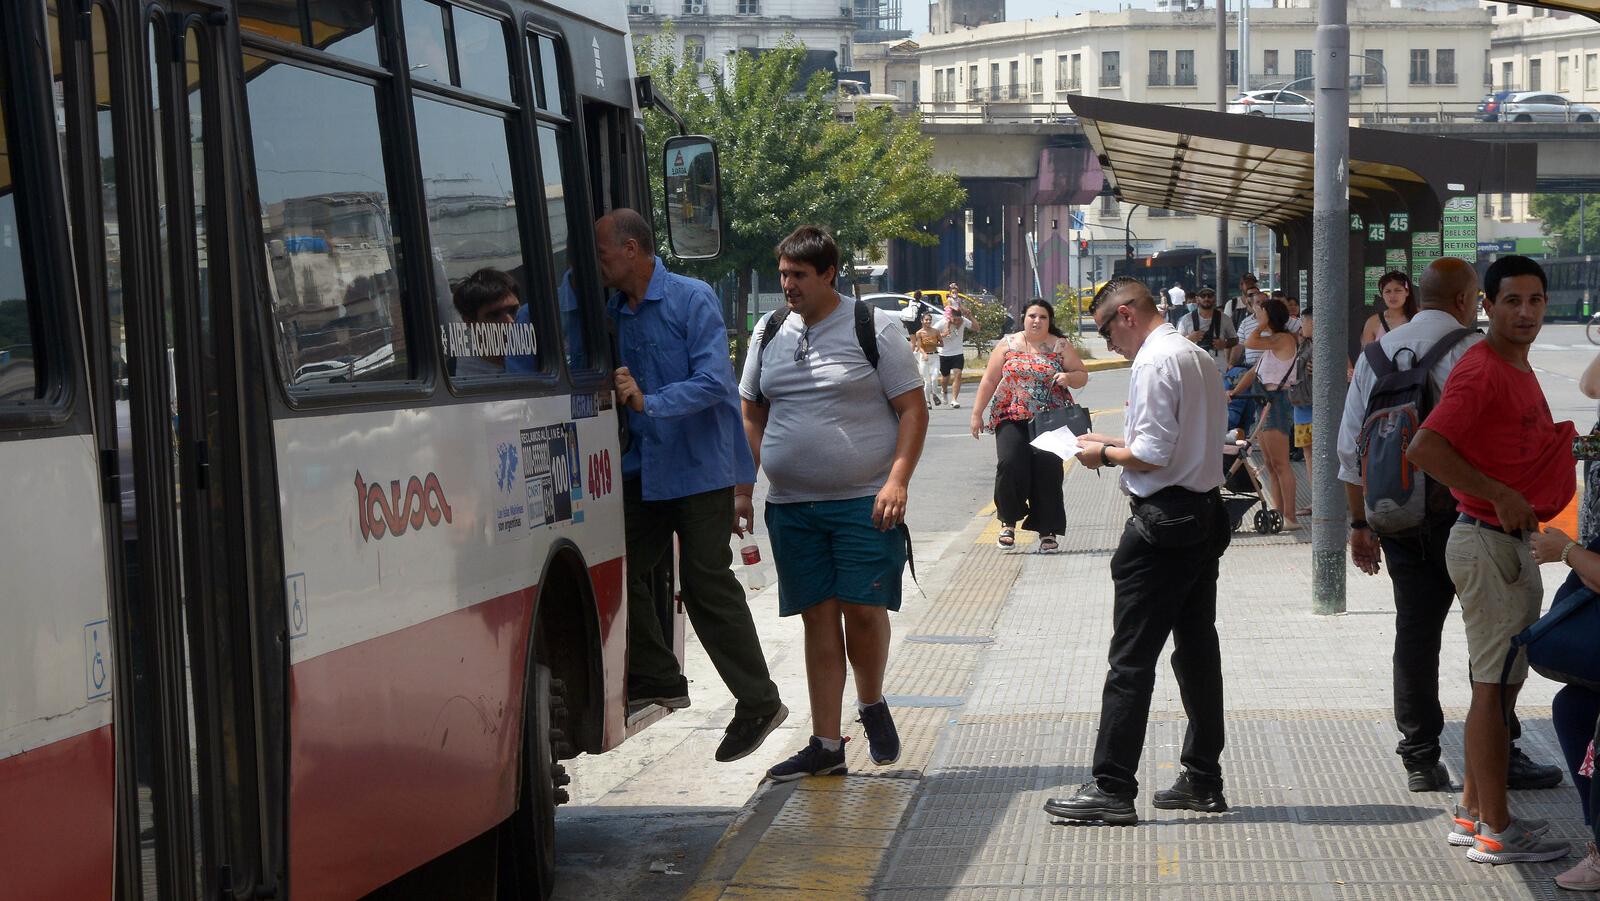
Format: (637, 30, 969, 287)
(993, 418, 1066, 535)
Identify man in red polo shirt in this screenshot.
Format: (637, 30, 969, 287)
(1408, 254, 1577, 866)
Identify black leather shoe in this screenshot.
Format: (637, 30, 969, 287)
(716, 703, 788, 763)
(1507, 745, 1563, 790)
(1043, 781, 1137, 825)
(627, 676, 690, 710)
(1405, 761, 1450, 792)
(1152, 771, 1229, 812)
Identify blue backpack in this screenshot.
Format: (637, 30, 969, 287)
(1499, 555, 1600, 694)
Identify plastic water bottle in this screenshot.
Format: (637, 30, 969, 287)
(740, 542, 766, 592)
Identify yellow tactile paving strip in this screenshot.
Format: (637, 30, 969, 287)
(686, 495, 1025, 899)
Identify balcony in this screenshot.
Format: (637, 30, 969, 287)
(1056, 76, 1082, 92)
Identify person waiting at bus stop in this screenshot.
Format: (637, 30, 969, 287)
(599, 208, 789, 764)
(741, 225, 928, 781)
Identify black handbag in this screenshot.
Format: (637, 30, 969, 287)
(1028, 402, 1092, 439)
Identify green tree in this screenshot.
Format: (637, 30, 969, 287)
(635, 33, 965, 357)
(1530, 194, 1600, 255)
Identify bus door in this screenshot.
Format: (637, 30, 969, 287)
(57, 2, 264, 897)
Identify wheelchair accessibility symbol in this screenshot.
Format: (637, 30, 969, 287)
(287, 573, 308, 639)
(84, 620, 111, 700)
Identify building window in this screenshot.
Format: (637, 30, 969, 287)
(990, 61, 1000, 98)
(1529, 58, 1541, 90)
(1176, 49, 1195, 86)
(1588, 53, 1598, 91)
(685, 34, 705, 65)
(891, 79, 906, 99)
(1227, 49, 1238, 86)
(1500, 192, 1512, 217)
(681, 0, 704, 13)
(1484, 49, 1492, 85)
(912, 79, 919, 103)
(1558, 55, 1570, 92)
(1101, 51, 1120, 88)
(1032, 57, 1043, 95)
(736, 0, 759, 13)
(1057, 54, 1072, 90)
(1437, 49, 1455, 85)
(1409, 49, 1430, 84)
(1502, 60, 1514, 89)
(1147, 207, 1170, 218)
(1365, 49, 1384, 85)
(1294, 49, 1313, 81)
(1008, 60, 1019, 98)
(1099, 192, 1119, 216)
(1148, 50, 1169, 86)
(1508, 3, 1518, 11)
(1072, 53, 1082, 90)
(1263, 49, 1278, 77)
(968, 64, 978, 98)
(1486, 3, 1497, 14)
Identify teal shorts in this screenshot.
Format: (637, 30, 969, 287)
(765, 496, 906, 617)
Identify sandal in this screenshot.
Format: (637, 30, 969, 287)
(1039, 534, 1059, 553)
(996, 526, 1016, 549)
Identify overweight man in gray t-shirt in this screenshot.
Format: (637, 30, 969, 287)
(740, 225, 928, 783)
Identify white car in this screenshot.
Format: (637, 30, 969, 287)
(835, 79, 900, 117)
(1484, 91, 1598, 123)
(1227, 89, 1314, 121)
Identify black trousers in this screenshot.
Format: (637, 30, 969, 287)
(1380, 520, 1521, 767)
(1091, 502, 1227, 796)
(993, 418, 1066, 535)
(623, 480, 781, 721)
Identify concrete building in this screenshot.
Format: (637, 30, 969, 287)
(1485, 4, 1599, 101)
(853, 38, 923, 105)
(914, 2, 1494, 289)
(853, 0, 912, 44)
(628, 0, 856, 70)
(929, 0, 1005, 36)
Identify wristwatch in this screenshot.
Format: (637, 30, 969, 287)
(1350, 519, 1370, 531)
(1100, 445, 1117, 468)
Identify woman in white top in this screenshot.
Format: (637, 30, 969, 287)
(1232, 298, 1302, 530)
(911, 312, 944, 408)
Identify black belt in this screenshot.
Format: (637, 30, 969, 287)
(1457, 513, 1524, 540)
(1133, 485, 1221, 504)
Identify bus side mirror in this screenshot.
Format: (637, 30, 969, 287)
(662, 135, 723, 261)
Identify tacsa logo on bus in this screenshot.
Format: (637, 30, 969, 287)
(354, 470, 453, 541)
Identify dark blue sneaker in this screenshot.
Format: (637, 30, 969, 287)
(856, 699, 900, 765)
(766, 737, 847, 782)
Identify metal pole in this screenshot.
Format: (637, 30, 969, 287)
(1239, 0, 1250, 94)
(1217, 0, 1230, 296)
(1311, 0, 1349, 614)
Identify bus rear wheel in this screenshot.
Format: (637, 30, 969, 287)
(497, 662, 566, 900)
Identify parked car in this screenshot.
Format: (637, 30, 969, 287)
(1481, 90, 1597, 122)
(1227, 89, 1314, 121)
(835, 79, 900, 118)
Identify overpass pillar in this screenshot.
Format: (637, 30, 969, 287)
(1004, 204, 1037, 309)
(972, 206, 1004, 296)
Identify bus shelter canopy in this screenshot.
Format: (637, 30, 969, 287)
(1067, 94, 1536, 229)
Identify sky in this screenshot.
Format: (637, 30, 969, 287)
(876, 0, 1180, 38)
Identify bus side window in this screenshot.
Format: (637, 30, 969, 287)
(530, 34, 596, 375)
(0, 25, 44, 404)
(242, 55, 414, 390)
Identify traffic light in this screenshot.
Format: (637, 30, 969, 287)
(1125, 243, 1135, 260)
(1078, 239, 1089, 257)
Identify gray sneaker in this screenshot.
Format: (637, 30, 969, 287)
(1447, 805, 1547, 847)
(1466, 818, 1569, 864)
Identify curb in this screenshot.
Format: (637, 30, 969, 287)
(959, 356, 1129, 381)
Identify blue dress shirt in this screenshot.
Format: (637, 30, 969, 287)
(610, 257, 756, 501)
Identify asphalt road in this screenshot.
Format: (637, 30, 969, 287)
(548, 324, 1599, 900)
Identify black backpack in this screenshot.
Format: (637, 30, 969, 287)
(1188, 310, 1222, 351)
(1357, 328, 1474, 535)
(750, 299, 878, 405)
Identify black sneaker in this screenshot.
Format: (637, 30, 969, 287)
(1043, 781, 1138, 825)
(715, 703, 789, 763)
(1406, 761, 1450, 792)
(1507, 745, 1563, 790)
(627, 676, 690, 710)
(1152, 771, 1229, 812)
(856, 699, 900, 765)
(767, 735, 847, 782)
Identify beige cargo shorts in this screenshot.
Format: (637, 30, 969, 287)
(1444, 519, 1544, 684)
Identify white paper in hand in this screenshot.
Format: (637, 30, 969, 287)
(1030, 426, 1086, 461)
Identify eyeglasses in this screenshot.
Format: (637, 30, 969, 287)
(1096, 315, 1114, 342)
(794, 326, 812, 363)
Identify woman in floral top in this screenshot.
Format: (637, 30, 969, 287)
(968, 299, 1090, 552)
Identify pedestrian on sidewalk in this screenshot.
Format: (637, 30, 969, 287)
(912, 311, 944, 409)
(938, 295, 972, 408)
(1229, 298, 1302, 531)
(1044, 276, 1229, 826)
(1408, 254, 1577, 865)
(1528, 526, 1600, 891)
(967, 299, 1089, 554)
(740, 225, 928, 782)
(599, 209, 789, 763)
(1178, 287, 1237, 374)
(1361, 270, 1419, 349)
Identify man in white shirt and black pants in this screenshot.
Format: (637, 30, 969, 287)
(1044, 276, 1231, 826)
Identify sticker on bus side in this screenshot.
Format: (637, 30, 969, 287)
(287, 573, 309, 639)
(489, 426, 530, 543)
(84, 620, 111, 700)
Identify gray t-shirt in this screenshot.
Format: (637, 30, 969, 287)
(740, 297, 924, 503)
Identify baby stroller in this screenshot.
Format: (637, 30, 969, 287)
(1222, 421, 1284, 535)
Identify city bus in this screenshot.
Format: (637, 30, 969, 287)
(0, 0, 712, 898)
(1113, 248, 1251, 296)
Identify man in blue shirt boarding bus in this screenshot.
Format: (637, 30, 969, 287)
(599, 208, 788, 763)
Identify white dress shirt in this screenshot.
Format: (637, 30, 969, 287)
(1122, 324, 1227, 498)
(1167, 285, 1186, 310)
(1335, 309, 1484, 485)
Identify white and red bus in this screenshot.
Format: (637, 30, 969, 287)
(0, 0, 719, 897)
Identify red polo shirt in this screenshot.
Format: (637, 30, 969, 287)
(1420, 341, 1576, 526)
